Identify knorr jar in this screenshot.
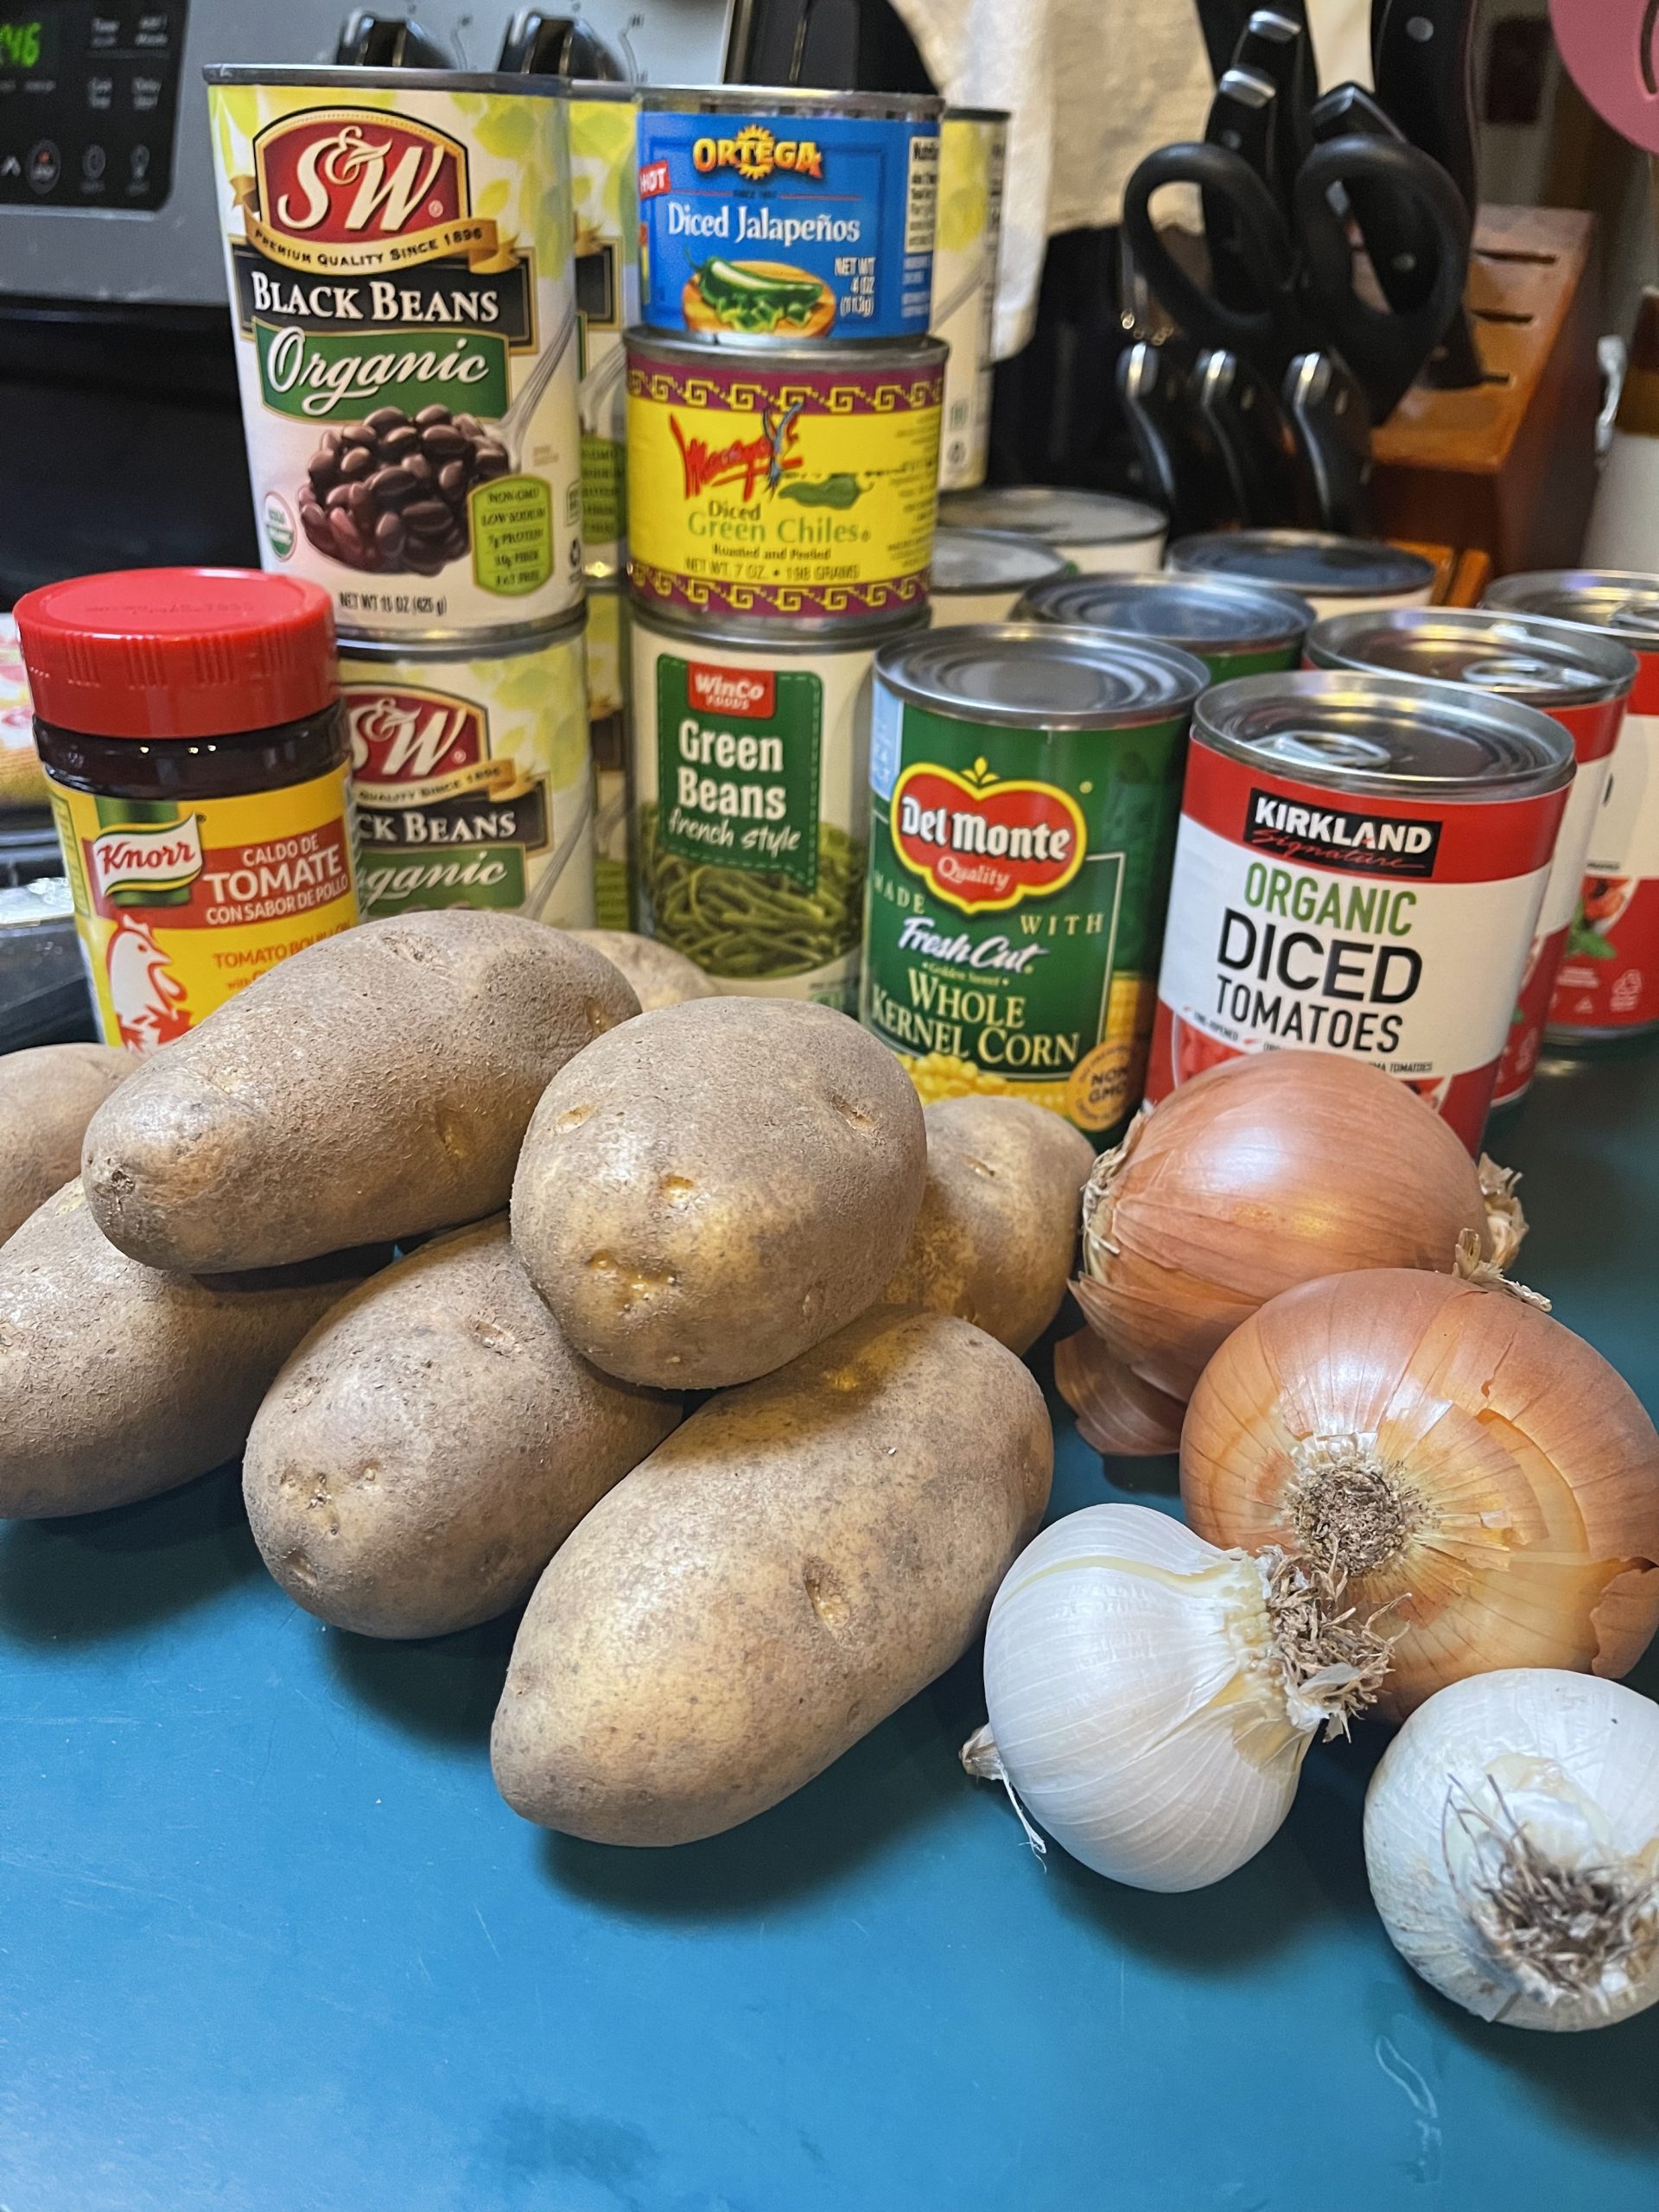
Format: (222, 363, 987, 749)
(339, 612, 593, 926)
(16, 568, 359, 1050)
(206, 68, 584, 640)
(860, 623, 1206, 1140)
(632, 601, 925, 1010)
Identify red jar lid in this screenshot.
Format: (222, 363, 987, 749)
(14, 568, 338, 740)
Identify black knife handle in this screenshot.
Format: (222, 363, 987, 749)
(1373, 0, 1478, 216)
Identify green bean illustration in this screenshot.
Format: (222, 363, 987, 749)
(638, 805, 864, 978)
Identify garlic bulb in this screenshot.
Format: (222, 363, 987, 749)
(1183, 1268, 1659, 1719)
(1365, 1670, 1659, 2031)
(963, 1503, 1390, 1891)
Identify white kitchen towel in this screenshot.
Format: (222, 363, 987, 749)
(892, 0, 1371, 358)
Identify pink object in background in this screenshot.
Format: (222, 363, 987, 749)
(1550, 0, 1659, 153)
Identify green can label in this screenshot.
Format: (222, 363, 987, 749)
(655, 656, 822, 890)
(860, 677, 1189, 1136)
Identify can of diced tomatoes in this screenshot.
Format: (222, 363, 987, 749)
(1306, 607, 1636, 1105)
(1147, 670, 1574, 1152)
(1483, 570, 1659, 1046)
(861, 623, 1207, 1141)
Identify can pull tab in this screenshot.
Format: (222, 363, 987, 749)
(1467, 654, 1598, 695)
(1264, 728, 1396, 773)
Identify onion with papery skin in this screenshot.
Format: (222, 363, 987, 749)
(1182, 1268, 1659, 1721)
(1063, 1052, 1513, 1455)
(1365, 1670, 1659, 2031)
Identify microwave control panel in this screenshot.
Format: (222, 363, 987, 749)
(0, 3, 187, 210)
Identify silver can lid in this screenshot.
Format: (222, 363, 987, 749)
(1308, 607, 1637, 707)
(1483, 569, 1659, 652)
(938, 486, 1167, 548)
(1019, 572, 1313, 653)
(1169, 530, 1436, 599)
(930, 528, 1071, 596)
(639, 84, 942, 119)
(625, 326, 947, 374)
(874, 624, 1207, 730)
(1197, 670, 1575, 800)
(336, 606, 587, 664)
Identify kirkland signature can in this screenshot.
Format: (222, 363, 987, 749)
(939, 486, 1168, 573)
(340, 612, 594, 925)
(1167, 531, 1436, 620)
(1017, 572, 1313, 681)
(206, 69, 585, 642)
(585, 581, 632, 930)
(570, 86, 641, 581)
(1146, 671, 1574, 1152)
(632, 601, 923, 1010)
(636, 86, 940, 343)
(860, 624, 1207, 1140)
(1307, 607, 1636, 1105)
(1483, 570, 1659, 1045)
(930, 527, 1070, 626)
(931, 108, 1007, 493)
(626, 328, 945, 622)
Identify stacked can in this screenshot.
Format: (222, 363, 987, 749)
(206, 67, 597, 929)
(931, 107, 1009, 493)
(623, 86, 944, 1009)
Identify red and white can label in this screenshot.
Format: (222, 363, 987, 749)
(1148, 741, 1567, 1151)
(1548, 649, 1659, 1035)
(1492, 690, 1626, 1102)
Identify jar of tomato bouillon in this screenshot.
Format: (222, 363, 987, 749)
(15, 568, 359, 1051)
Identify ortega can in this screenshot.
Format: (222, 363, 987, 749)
(861, 624, 1206, 1138)
(931, 108, 1008, 493)
(340, 611, 594, 926)
(1484, 570, 1659, 1045)
(632, 601, 924, 1010)
(586, 582, 632, 930)
(1307, 607, 1636, 1106)
(939, 486, 1167, 573)
(636, 87, 940, 342)
(1147, 671, 1574, 1152)
(931, 527, 1070, 626)
(571, 87, 641, 581)
(1017, 572, 1313, 681)
(1167, 531, 1436, 620)
(206, 68, 584, 640)
(626, 329, 945, 622)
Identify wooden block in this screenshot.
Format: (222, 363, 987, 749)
(1370, 207, 1599, 577)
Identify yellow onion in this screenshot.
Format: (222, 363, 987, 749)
(1065, 1052, 1517, 1452)
(1182, 1266, 1659, 1721)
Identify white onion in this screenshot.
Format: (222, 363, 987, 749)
(1365, 1669, 1659, 2031)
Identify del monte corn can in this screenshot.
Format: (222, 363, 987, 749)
(206, 68, 584, 640)
(626, 328, 945, 622)
(861, 624, 1206, 1141)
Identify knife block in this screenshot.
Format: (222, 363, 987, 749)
(1369, 207, 1600, 578)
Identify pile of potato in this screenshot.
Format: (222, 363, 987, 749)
(0, 912, 1091, 1847)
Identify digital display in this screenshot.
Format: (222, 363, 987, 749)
(0, 16, 54, 70)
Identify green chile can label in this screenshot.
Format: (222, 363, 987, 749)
(631, 610, 893, 1007)
(207, 71, 585, 639)
(341, 620, 594, 924)
(860, 678, 1190, 1135)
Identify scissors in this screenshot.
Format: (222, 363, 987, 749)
(1122, 124, 1471, 422)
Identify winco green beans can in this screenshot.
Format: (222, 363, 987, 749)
(1015, 571, 1314, 680)
(631, 599, 925, 1008)
(931, 108, 1008, 493)
(860, 623, 1205, 1138)
(585, 582, 632, 929)
(570, 87, 640, 582)
(340, 611, 594, 924)
(930, 526, 1071, 626)
(206, 67, 585, 641)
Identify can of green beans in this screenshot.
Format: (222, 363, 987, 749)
(630, 597, 926, 1008)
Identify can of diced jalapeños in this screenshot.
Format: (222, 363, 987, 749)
(1015, 572, 1313, 681)
(632, 598, 925, 1010)
(636, 86, 941, 343)
(206, 68, 585, 641)
(860, 623, 1206, 1140)
(626, 327, 945, 622)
